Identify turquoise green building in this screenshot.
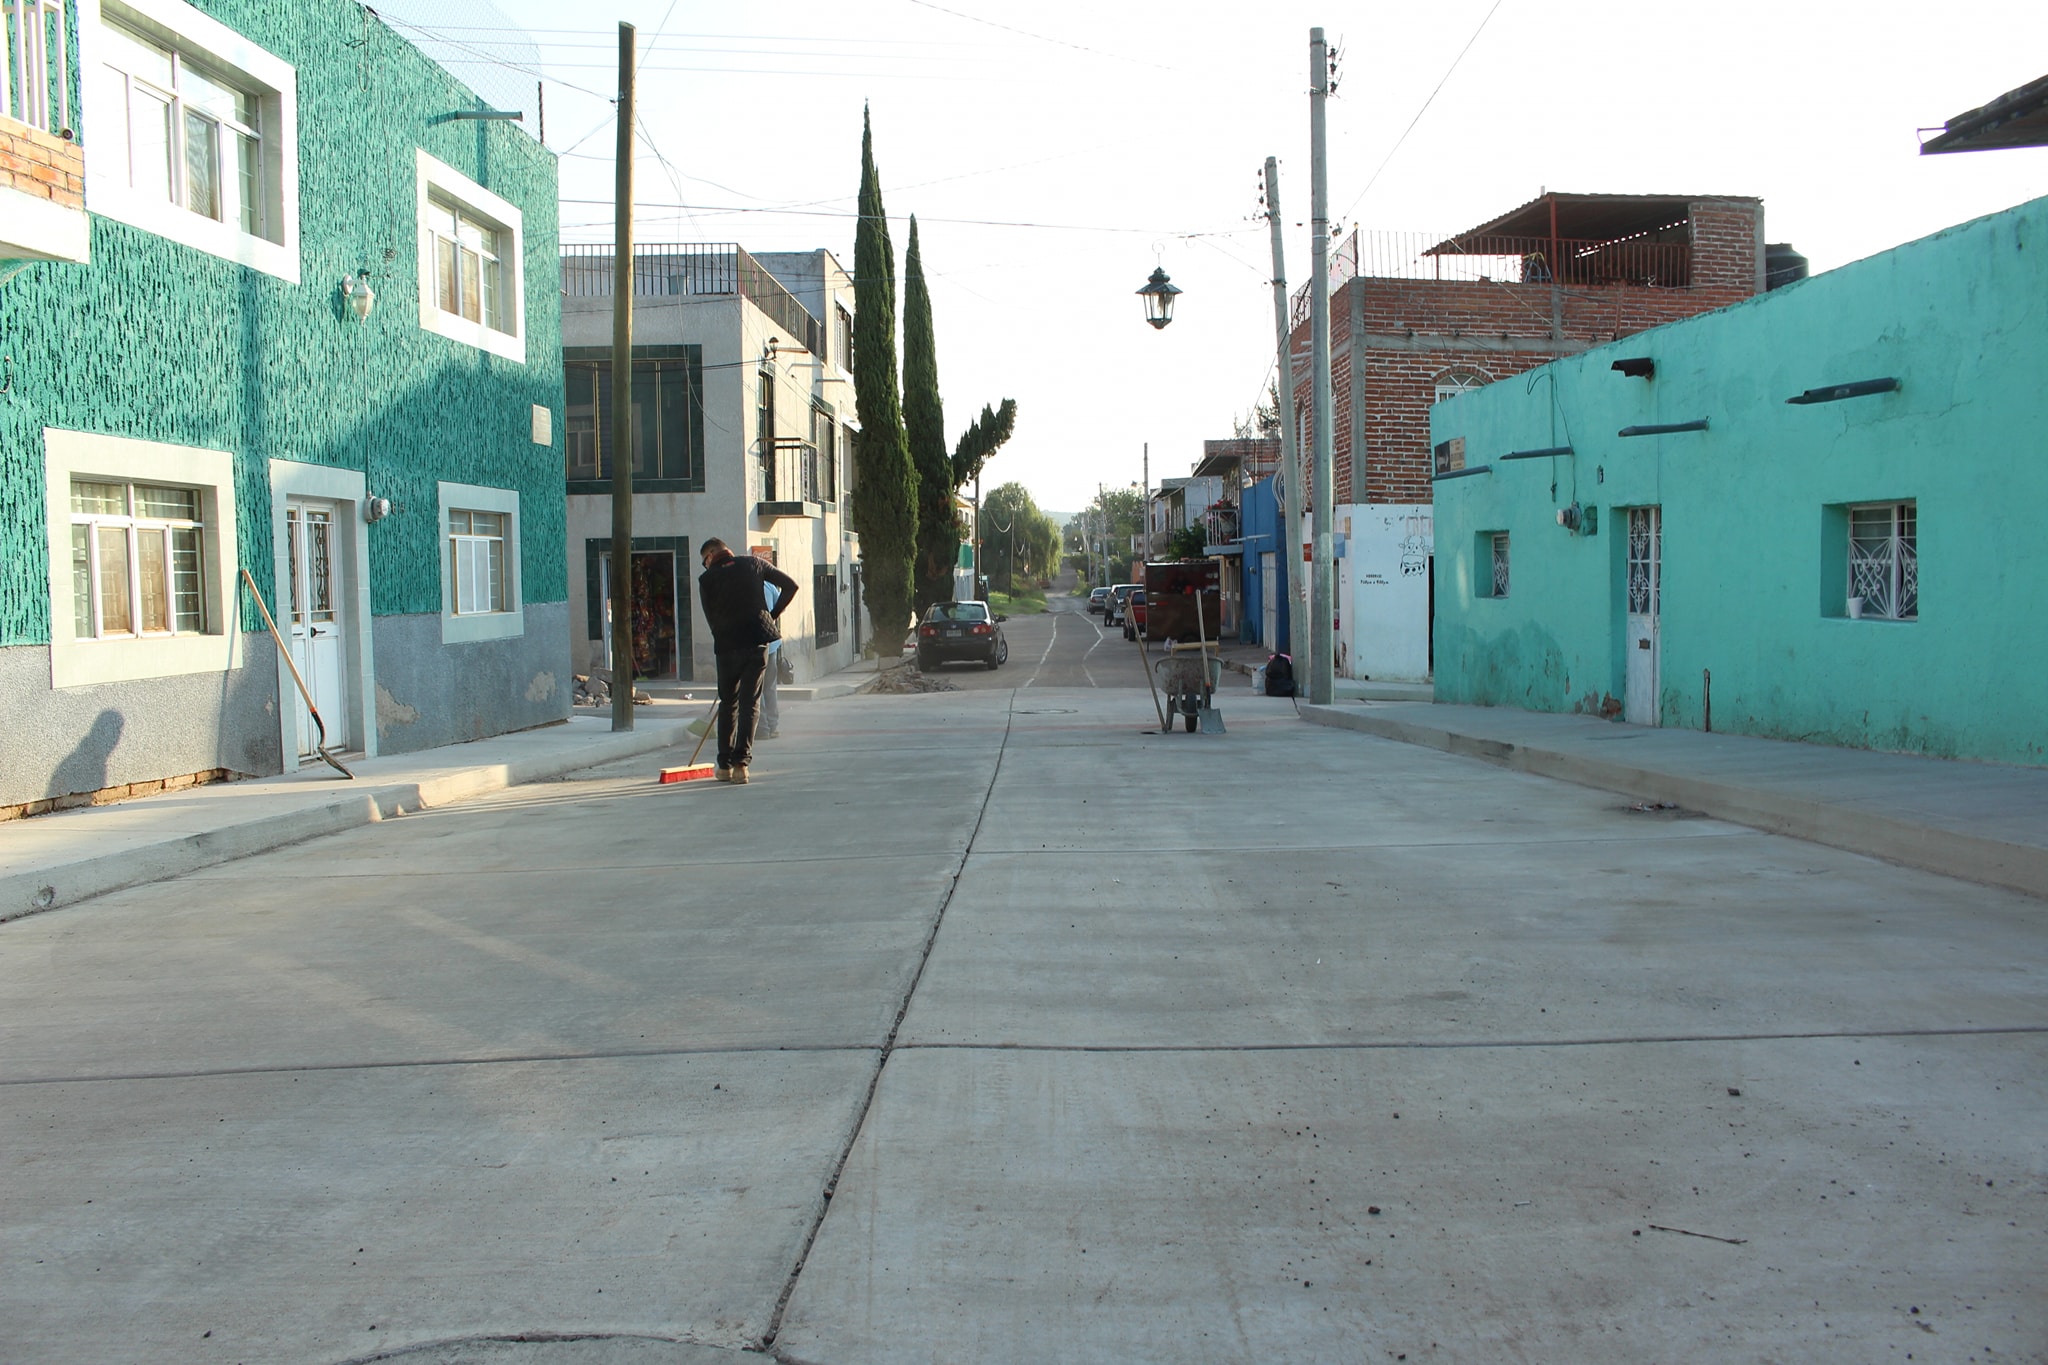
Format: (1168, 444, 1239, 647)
(0, 0, 565, 813)
(1429, 195, 2046, 767)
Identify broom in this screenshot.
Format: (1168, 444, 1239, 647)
(659, 710, 719, 784)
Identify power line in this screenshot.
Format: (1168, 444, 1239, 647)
(1338, 0, 1506, 224)
(374, 12, 613, 100)
(901, 0, 1179, 71)
(559, 199, 1262, 238)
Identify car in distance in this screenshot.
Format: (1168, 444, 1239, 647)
(916, 600, 1009, 670)
(1104, 583, 1138, 628)
(1123, 588, 1148, 640)
(1087, 586, 1111, 614)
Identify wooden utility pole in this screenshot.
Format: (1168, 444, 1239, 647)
(1264, 155, 1307, 680)
(608, 22, 636, 730)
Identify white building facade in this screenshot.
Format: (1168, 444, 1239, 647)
(558, 244, 866, 683)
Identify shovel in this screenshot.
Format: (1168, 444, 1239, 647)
(1194, 587, 1226, 735)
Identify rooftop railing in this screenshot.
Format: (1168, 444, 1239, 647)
(562, 242, 823, 357)
(3, 0, 71, 136)
(1291, 227, 1695, 325)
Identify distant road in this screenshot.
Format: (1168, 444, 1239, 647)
(930, 589, 1151, 691)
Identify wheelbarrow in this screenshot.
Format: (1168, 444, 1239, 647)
(1152, 644, 1224, 733)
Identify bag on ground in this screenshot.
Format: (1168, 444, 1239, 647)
(1264, 652, 1296, 697)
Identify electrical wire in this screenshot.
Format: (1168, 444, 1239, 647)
(901, 0, 1179, 71)
(1337, 0, 1506, 225)
(375, 12, 613, 100)
(558, 199, 1259, 238)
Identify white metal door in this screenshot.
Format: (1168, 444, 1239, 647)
(1624, 506, 1661, 727)
(1261, 553, 1277, 651)
(286, 500, 349, 755)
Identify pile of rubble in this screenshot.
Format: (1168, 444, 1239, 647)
(862, 666, 960, 695)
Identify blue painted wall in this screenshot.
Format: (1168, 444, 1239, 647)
(1431, 195, 2048, 766)
(1240, 475, 1288, 652)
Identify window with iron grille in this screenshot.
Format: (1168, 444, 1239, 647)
(1848, 501, 1917, 620)
(69, 479, 208, 639)
(835, 304, 853, 371)
(814, 566, 840, 647)
(563, 346, 704, 491)
(1487, 532, 1510, 597)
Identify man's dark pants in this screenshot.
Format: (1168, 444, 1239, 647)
(714, 646, 769, 769)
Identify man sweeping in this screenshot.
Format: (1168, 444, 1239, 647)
(696, 539, 799, 784)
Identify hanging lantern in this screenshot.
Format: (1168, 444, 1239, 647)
(1136, 265, 1181, 330)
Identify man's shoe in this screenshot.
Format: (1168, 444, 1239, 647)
(715, 766, 731, 781)
(729, 765, 750, 785)
(758, 727, 779, 740)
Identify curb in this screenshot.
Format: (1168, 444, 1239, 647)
(1300, 704, 2048, 901)
(0, 724, 688, 923)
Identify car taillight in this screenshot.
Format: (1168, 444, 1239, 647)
(919, 625, 938, 637)
(970, 623, 992, 635)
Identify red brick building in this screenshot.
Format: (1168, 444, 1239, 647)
(1283, 191, 1770, 679)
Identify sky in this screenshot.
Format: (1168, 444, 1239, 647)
(394, 0, 2048, 516)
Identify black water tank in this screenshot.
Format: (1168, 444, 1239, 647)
(1765, 243, 1808, 290)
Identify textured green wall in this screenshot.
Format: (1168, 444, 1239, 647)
(0, 0, 563, 643)
(1431, 195, 2048, 766)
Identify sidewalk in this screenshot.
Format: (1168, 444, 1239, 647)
(1303, 698, 2048, 899)
(0, 710, 697, 923)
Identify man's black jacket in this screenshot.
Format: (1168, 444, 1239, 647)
(698, 553, 800, 652)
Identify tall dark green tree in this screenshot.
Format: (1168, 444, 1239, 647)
(902, 217, 957, 615)
(950, 399, 1017, 489)
(850, 107, 918, 643)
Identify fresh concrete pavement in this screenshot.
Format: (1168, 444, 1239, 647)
(0, 670, 2043, 1364)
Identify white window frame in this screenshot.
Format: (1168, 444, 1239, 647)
(68, 478, 209, 639)
(1434, 369, 1491, 405)
(416, 150, 525, 363)
(44, 428, 243, 688)
(1848, 500, 1917, 622)
(437, 481, 522, 643)
(83, 0, 299, 282)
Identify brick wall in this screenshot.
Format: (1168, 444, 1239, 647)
(0, 118, 84, 211)
(1290, 199, 1762, 504)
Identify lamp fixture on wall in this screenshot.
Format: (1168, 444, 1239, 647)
(341, 272, 376, 323)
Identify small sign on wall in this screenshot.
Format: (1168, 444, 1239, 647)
(1433, 437, 1465, 476)
(531, 405, 553, 444)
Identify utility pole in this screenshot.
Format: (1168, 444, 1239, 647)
(607, 22, 637, 730)
(972, 466, 981, 599)
(1264, 154, 1306, 681)
(1307, 27, 1336, 706)
(1141, 442, 1149, 560)
(602, 21, 634, 732)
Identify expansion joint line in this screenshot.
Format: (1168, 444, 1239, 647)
(760, 693, 1017, 1352)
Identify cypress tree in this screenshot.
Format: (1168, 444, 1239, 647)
(902, 217, 957, 614)
(950, 398, 1017, 489)
(850, 107, 918, 644)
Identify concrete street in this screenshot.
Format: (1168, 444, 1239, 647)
(1, 646, 2043, 1363)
